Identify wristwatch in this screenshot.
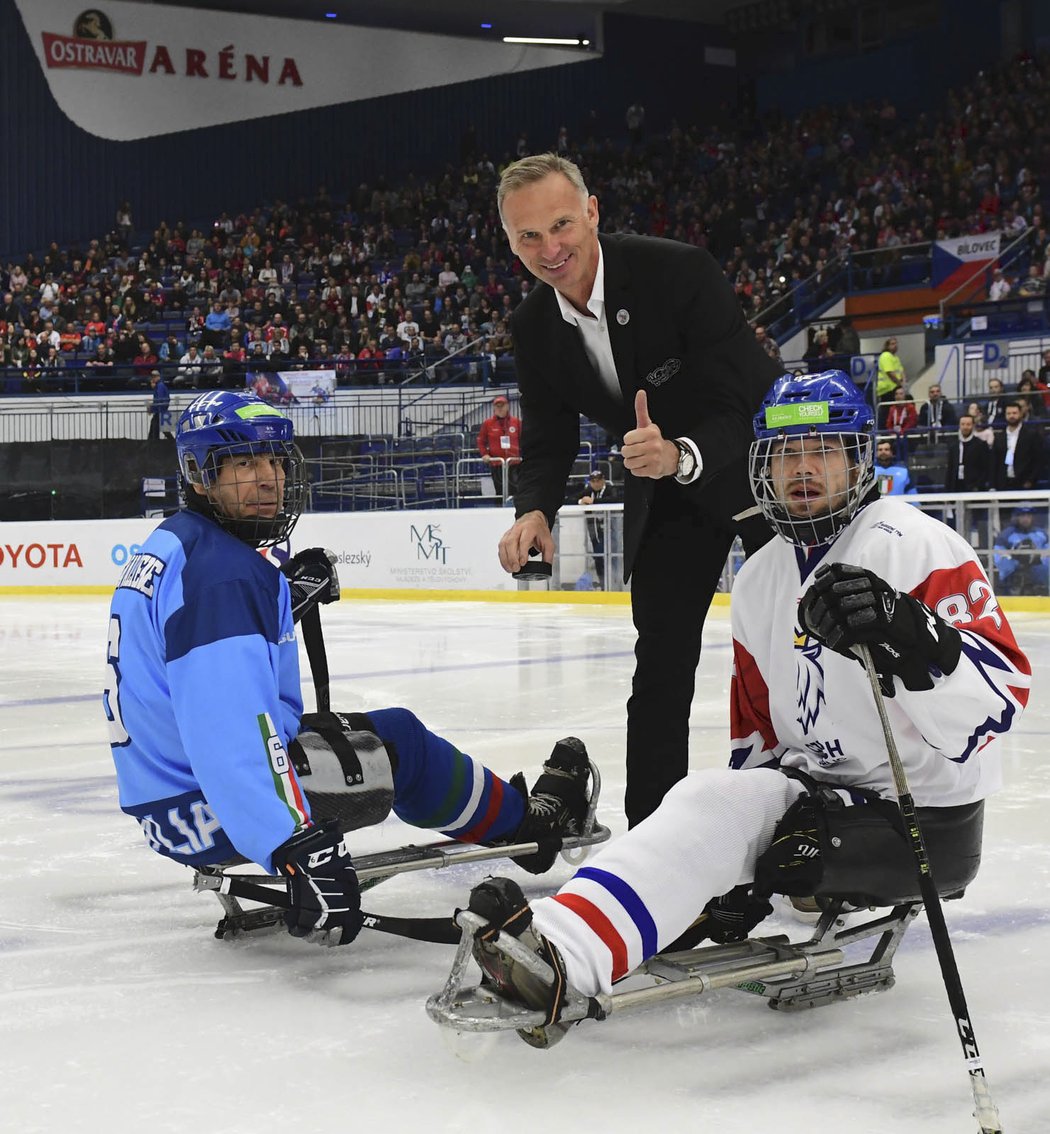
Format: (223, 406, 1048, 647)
(674, 439, 698, 482)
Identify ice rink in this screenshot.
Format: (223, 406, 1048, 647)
(2, 594, 1047, 1134)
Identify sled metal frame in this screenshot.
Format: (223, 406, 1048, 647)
(192, 761, 610, 941)
(426, 895, 929, 1043)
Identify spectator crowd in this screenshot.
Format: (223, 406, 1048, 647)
(1, 49, 1050, 396)
(1, 44, 1050, 590)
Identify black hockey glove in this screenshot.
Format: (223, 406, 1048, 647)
(271, 821, 363, 946)
(281, 548, 340, 624)
(798, 562, 961, 697)
(698, 886, 773, 945)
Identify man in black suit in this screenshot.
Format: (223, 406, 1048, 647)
(495, 153, 782, 825)
(992, 400, 1043, 491)
(918, 383, 957, 444)
(944, 412, 991, 493)
(945, 411, 993, 548)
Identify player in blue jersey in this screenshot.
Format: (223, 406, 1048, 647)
(103, 389, 592, 947)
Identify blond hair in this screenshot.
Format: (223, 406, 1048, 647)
(497, 153, 589, 223)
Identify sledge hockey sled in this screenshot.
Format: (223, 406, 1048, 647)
(192, 759, 610, 942)
(427, 800, 984, 1045)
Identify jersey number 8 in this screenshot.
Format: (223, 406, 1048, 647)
(104, 614, 130, 747)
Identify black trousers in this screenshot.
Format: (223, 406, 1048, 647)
(625, 488, 772, 827)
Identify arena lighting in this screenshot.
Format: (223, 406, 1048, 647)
(502, 36, 588, 45)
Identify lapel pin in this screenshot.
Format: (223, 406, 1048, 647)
(616, 308, 630, 325)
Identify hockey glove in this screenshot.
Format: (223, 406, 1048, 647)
(699, 886, 773, 945)
(798, 562, 961, 697)
(271, 821, 363, 946)
(281, 548, 340, 624)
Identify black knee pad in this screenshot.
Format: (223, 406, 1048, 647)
(290, 711, 395, 833)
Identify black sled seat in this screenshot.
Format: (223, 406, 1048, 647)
(639, 800, 987, 1017)
(812, 799, 984, 908)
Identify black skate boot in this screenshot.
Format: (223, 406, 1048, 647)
(508, 737, 591, 874)
(468, 876, 569, 1048)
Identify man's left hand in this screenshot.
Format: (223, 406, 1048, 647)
(798, 562, 962, 696)
(622, 390, 678, 479)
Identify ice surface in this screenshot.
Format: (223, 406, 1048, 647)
(1, 597, 1047, 1133)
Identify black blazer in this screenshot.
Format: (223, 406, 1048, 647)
(991, 424, 1044, 489)
(918, 398, 957, 431)
(510, 233, 782, 578)
(944, 434, 991, 492)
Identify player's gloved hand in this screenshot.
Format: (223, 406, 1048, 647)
(281, 548, 340, 624)
(698, 886, 773, 944)
(271, 821, 362, 946)
(798, 562, 961, 697)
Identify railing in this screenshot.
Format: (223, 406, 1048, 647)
(550, 490, 1050, 596)
(755, 243, 934, 343)
(0, 386, 523, 444)
(0, 352, 507, 397)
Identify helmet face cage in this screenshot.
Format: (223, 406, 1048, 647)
(749, 370, 876, 547)
(749, 430, 874, 546)
(190, 438, 308, 548)
(175, 391, 307, 548)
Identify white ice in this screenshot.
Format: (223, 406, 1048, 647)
(1, 596, 1047, 1134)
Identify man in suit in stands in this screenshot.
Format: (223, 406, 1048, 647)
(943, 411, 993, 547)
(918, 383, 957, 444)
(992, 400, 1043, 492)
(494, 153, 781, 826)
(945, 412, 991, 493)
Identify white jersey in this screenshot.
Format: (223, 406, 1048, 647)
(730, 497, 1031, 806)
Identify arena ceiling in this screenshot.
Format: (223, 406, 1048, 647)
(141, 0, 749, 42)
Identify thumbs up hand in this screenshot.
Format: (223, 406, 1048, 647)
(622, 390, 680, 479)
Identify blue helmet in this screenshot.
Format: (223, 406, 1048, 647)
(175, 390, 307, 547)
(749, 370, 876, 546)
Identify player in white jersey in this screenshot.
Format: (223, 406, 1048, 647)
(464, 370, 1031, 1024)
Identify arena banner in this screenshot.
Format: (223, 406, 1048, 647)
(931, 232, 1001, 288)
(0, 509, 513, 590)
(290, 510, 513, 591)
(0, 518, 158, 587)
(16, 1, 595, 140)
(247, 369, 336, 406)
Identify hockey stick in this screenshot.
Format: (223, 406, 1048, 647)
(856, 644, 1003, 1134)
(300, 604, 331, 713)
(214, 874, 461, 944)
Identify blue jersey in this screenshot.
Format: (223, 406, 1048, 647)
(874, 462, 916, 496)
(103, 509, 308, 872)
